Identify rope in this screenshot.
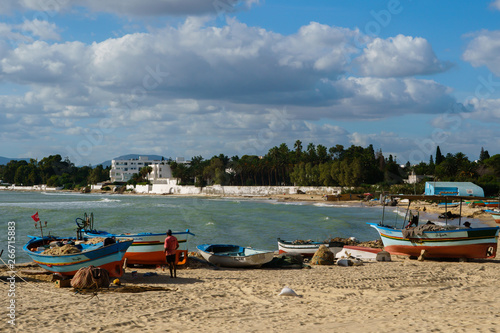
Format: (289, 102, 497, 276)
(0, 256, 63, 296)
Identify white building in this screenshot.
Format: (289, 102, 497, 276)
(110, 156, 175, 183)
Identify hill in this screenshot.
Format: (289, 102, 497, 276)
(0, 156, 31, 165)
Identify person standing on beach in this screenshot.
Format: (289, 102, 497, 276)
(164, 229, 179, 278)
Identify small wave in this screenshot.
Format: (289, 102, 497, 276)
(206, 222, 214, 225)
(313, 203, 351, 208)
(273, 201, 304, 206)
(99, 198, 121, 203)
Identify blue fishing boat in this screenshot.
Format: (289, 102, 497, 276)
(23, 235, 133, 277)
(197, 244, 274, 268)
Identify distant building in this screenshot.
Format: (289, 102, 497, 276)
(404, 171, 433, 184)
(110, 156, 175, 183)
(424, 182, 484, 197)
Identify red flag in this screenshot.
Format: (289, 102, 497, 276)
(31, 212, 40, 222)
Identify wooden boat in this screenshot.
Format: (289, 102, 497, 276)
(84, 229, 194, 265)
(196, 244, 274, 268)
(484, 209, 500, 224)
(277, 238, 344, 257)
(368, 223, 498, 259)
(23, 235, 133, 277)
(335, 245, 383, 261)
(368, 195, 500, 259)
(78, 213, 194, 265)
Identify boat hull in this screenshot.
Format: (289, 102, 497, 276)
(23, 237, 133, 277)
(335, 245, 382, 260)
(484, 210, 500, 224)
(84, 230, 194, 265)
(197, 244, 274, 268)
(368, 223, 499, 259)
(277, 238, 343, 257)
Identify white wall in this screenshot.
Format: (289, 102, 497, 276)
(127, 184, 341, 196)
(0, 185, 63, 191)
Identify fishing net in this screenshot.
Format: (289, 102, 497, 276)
(291, 239, 314, 245)
(84, 237, 106, 244)
(43, 244, 81, 255)
(71, 265, 110, 289)
(310, 245, 335, 265)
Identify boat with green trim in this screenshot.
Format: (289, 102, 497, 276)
(368, 195, 500, 259)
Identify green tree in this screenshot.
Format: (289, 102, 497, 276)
(435, 146, 444, 165)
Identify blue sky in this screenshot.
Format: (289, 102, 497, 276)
(1, 0, 500, 166)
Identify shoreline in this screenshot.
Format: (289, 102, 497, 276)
(3, 187, 498, 227)
(3, 249, 500, 332)
(2, 191, 499, 331)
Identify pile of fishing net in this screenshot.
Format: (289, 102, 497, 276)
(84, 237, 106, 244)
(262, 253, 306, 269)
(326, 237, 384, 249)
(71, 265, 110, 289)
(43, 244, 81, 255)
(291, 239, 314, 245)
(310, 245, 335, 265)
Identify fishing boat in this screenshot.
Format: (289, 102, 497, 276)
(196, 244, 274, 268)
(23, 235, 133, 277)
(277, 238, 343, 257)
(484, 209, 500, 224)
(78, 213, 195, 265)
(369, 195, 500, 259)
(335, 245, 383, 261)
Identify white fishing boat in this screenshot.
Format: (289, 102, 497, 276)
(335, 245, 383, 261)
(277, 238, 343, 257)
(369, 195, 500, 259)
(196, 244, 274, 268)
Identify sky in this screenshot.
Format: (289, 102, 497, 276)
(1, 0, 500, 166)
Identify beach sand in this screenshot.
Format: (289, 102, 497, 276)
(2, 246, 500, 333)
(2, 194, 499, 332)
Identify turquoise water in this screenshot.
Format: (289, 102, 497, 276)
(1, 191, 485, 263)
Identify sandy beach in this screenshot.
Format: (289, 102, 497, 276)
(2, 243, 500, 333)
(2, 194, 499, 332)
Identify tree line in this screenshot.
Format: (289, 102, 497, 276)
(0, 155, 109, 189)
(170, 142, 500, 196)
(1, 144, 499, 195)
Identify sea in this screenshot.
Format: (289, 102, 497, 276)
(0, 191, 487, 264)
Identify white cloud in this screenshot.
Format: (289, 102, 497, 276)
(463, 30, 500, 76)
(356, 34, 451, 77)
(21, 19, 61, 41)
(463, 98, 500, 122)
(0, 19, 454, 119)
(491, 0, 500, 10)
(0, 19, 459, 164)
(0, 0, 260, 16)
(329, 77, 454, 118)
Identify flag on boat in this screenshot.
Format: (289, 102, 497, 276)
(31, 212, 40, 222)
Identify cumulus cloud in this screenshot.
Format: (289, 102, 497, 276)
(356, 34, 451, 77)
(463, 98, 500, 122)
(491, 0, 500, 10)
(0, 0, 259, 16)
(0, 19, 454, 118)
(463, 30, 500, 76)
(21, 19, 61, 40)
(0, 18, 458, 164)
(328, 77, 454, 119)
